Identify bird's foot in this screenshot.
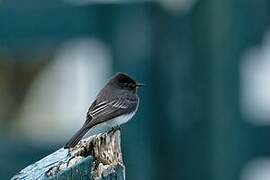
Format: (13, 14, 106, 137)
(115, 125, 121, 131)
(108, 126, 121, 134)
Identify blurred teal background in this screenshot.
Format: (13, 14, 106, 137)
(1, 0, 270, 180)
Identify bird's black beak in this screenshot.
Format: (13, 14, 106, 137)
(136, 83, 145, 87)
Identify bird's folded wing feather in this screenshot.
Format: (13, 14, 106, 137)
(85, 97, 137, 127)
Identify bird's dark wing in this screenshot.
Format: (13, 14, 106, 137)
(84, 96, 138, 128)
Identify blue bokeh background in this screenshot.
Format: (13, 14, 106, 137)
(1, 1, 270, 180)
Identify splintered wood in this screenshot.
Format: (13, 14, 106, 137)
(46, 129, 124, 179)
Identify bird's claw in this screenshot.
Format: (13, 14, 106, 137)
(108, 126, 121, 134)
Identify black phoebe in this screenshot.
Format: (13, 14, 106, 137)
(64, 72, 143, 148)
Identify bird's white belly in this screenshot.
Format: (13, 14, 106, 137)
(107, 111, 136, 127)
(85, 111, 136, 137)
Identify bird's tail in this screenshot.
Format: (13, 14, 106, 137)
(64, 126, 89, 148)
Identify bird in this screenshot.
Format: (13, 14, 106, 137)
(64, 72, 143, 148)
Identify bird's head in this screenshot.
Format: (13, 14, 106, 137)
(110, 72, 144, 92)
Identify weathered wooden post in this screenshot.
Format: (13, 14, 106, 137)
(11, 130, 125, 180)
